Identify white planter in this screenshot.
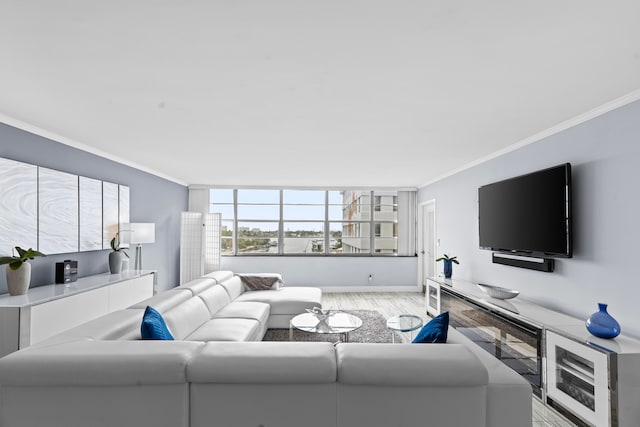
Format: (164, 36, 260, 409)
(6, 262, 31, 296)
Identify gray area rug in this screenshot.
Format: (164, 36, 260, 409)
(263, 310, 401, 343)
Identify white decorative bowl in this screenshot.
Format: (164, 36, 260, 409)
(476, 283, 520, 300)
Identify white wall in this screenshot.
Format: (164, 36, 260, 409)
(221, 256, 418, 290)
(418, 99, 640, 338)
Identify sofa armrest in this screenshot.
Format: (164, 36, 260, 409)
(0, 340, 204, 386)
(336, 343, 489, 386)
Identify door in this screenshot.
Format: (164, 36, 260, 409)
(418, 200, 436, 292)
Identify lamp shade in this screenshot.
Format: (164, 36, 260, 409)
(129, 223, 155, 244)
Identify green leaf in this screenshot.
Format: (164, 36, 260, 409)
(110, 237, 117, 251)
(9, 260, 23, 270)
(436, 254, 459, 264)
(0, 256, 17, 266)
(15, 247, 27, 258)
(30, 249, 46, 258)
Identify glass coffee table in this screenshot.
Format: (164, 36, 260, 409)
(289, 311, 363, 342)
(386, 314, 424, 343)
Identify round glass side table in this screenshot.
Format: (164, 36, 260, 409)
(386, 314, 424, 343)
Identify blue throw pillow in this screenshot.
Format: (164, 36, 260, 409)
(412, 311, 449, 343)
(141, 306, 174, 340)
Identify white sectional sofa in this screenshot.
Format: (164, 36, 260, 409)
(0, 271, 532, 427)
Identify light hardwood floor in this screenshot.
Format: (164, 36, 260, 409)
(322, 291, 577, 427)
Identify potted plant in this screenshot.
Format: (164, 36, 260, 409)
(109, 233, 129, 274)
(436, 254, 459, 279)
(0, 247, 46, 296)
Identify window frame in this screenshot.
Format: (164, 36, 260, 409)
(210, 188, 404, 257)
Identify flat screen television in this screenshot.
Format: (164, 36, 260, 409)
(478, 163, 572, 258)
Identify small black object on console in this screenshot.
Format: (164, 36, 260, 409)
(55, 260, 78, 284)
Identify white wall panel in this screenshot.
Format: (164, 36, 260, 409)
(103, 182, 119, 249)
(38, 167, 79, 254)
(79, 176, 103, 252)
(118, 185, 130, 249)
(0, 158, 37, 255)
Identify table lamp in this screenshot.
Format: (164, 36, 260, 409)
(129, 223, 155, 270)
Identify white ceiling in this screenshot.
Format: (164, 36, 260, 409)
(1, 1, 639, 187)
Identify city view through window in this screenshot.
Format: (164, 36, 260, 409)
(210, 189, 398, 255)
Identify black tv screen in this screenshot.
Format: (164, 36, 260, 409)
(478, 163, 572, 258)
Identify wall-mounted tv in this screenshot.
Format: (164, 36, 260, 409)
(479, 163, 572, 258)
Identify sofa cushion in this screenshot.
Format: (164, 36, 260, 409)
(176, 278, 217, 295)
(186, 318, 261, 342)
(203, 270, 234, 284)
(213, 301, 270, 324)
(129, 289, 192, 312)
(141, 306, 175, 340)
(197, 285, 232, 316)
(187, 342, 337, 383)
(336, 343, 488, 386)
(413, 311, 449, 344)
(217, 276, 245, 300)
(163, 298, 212, 340)
(235, 287, 322, 315)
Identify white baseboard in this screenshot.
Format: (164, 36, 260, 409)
(320, 285, 421, 293)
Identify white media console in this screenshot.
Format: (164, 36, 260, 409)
(426, 277, 640, 427)
(0, 270, 155, 357)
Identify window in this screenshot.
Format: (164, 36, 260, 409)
(237, 189, 279, 254)
(208, 188, 415, 256)
(283, 190, 325, 254)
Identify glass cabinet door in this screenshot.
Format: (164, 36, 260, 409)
(546, 330, 610, 427)
(425, 279, 440, 316)
(441, 288, 542, 394)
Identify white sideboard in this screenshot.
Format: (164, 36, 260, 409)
(0, 270, 155, 357)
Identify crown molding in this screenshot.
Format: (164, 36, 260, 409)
(189, 184, 418, 191)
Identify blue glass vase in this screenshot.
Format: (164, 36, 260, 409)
(585, 303, 621, 339)
(443, 259, 453, 278)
